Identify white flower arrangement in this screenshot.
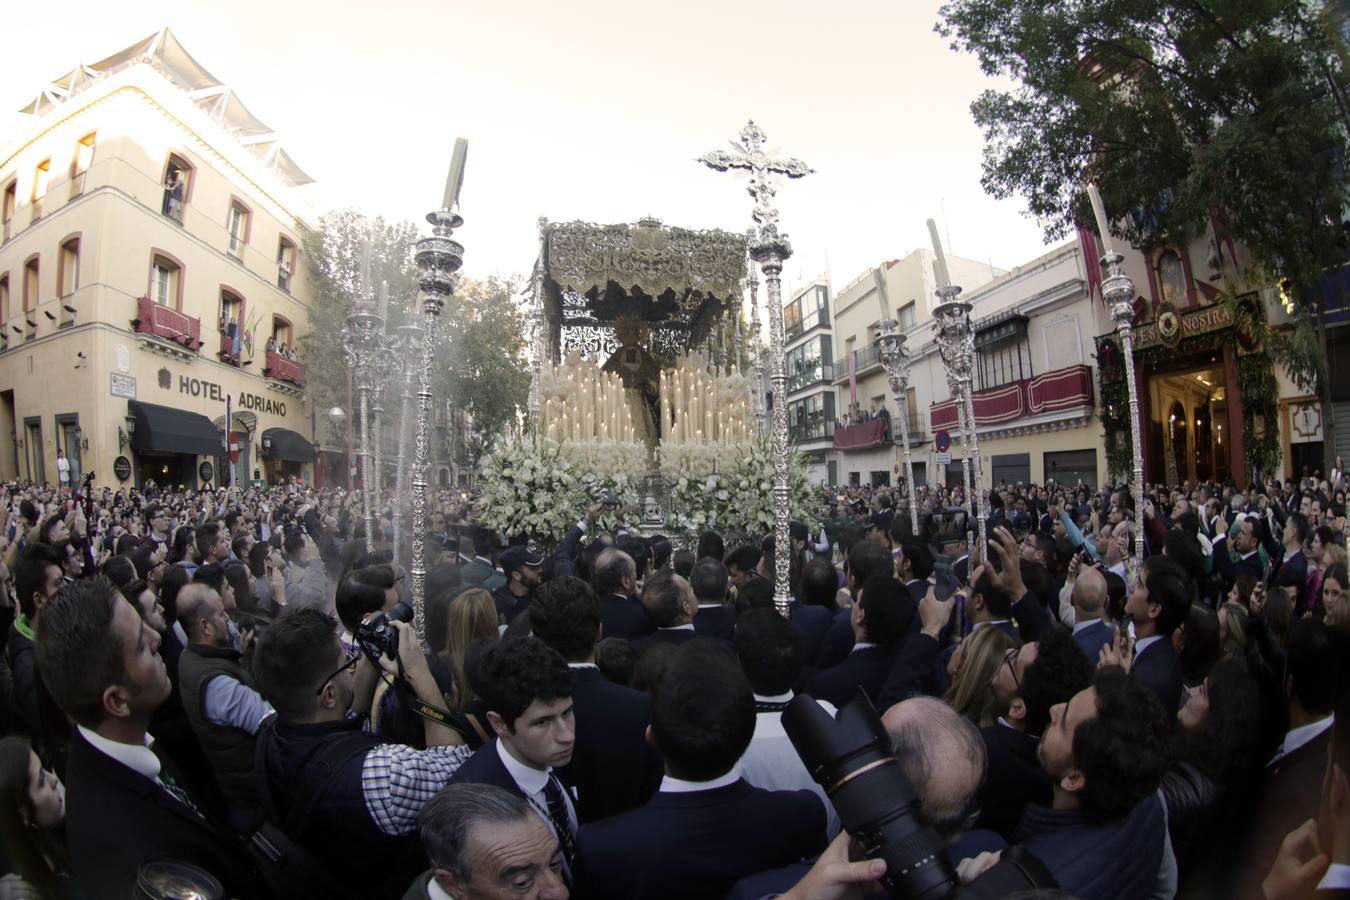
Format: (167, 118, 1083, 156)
(477, 433, 646, 545)
(662, 436, 818, 538)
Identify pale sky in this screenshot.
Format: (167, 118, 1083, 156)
(0, 0, 1055, 296)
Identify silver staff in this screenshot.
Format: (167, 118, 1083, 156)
(410, 139, 468, 638)
(1087, 183, 1146, 581)
(700, 120, 812, 616)
(391, 311, 425, 553)
(341, 237, 382, 546)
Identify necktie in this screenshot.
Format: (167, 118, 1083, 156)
(150, 743, 203, 818)
(542, 776, 576, 864)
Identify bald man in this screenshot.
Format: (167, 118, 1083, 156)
(881, 697, 990, 853)
(1065, 567, 1114, 663)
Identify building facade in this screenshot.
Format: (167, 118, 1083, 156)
(784, 279, 834, 482)
(826, 249, 1005, 486)
(0, 30, 317, 490)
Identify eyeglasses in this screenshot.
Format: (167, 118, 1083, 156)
(1003, 647, 1021, 691)
(315, 651, 361, 696)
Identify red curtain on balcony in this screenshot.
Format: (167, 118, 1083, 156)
(833, 418, 887, 450)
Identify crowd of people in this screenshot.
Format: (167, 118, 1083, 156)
(1, 467, 1349, 899)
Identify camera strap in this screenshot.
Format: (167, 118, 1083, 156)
(404, 695, 474, 741)
(754, 700, 792, 713)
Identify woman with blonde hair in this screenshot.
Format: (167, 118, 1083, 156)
(443, 587, 500, 712)
(943, 625, 1018, 728)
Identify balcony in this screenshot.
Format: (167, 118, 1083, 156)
(264, 350, 305, 387)
(217, 330, 243, 367)
(833, 416, 889, 451)
(785, 307, 829, 340)
(132, 296, 202, 354)
(930, 364, 1094, 433)
(833, 345, 884, 383)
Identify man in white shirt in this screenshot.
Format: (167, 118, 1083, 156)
(448, 637, 579, 872)
(733, 608, 839, 839)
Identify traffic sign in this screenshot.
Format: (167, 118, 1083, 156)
(227, 431, 241, 464)
(936, 451, 952, 465)
(935, 429, 951, 453)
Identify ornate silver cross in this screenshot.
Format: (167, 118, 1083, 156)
(697, 120, 813, 230)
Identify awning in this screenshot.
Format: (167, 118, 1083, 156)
(261, 427, 315, 463)
(129, 400, 220, 456)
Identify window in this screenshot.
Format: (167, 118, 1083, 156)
(150, 256, 179, 306)
(227, 201, 250, 256)
(31, 160, 50, 219)
(58, 238, 79, 297)
(787, 335, 832, 391)
(897, 302, 917, 331)
(70, 133, 95, 197)
(1044, 449, 1098, 488)
(1, 181, 14, 241)
(788, 392, 835, 442)
(974, 317, 1032, 392)
(1156, 248, 1187, 305)
(220, 290, 244, 362)
(276, 237, 296, 291)
(0, 275, 9, 325)
(271, 315, 293, 352)
(161, 155, 192, 223)
(23, 258, 39, 313)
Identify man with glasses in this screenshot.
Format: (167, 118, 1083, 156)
(252, 608, 470, 899)
(141, 504, 171, 552)
(977, 628, 1094, 840)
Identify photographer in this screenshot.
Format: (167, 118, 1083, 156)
(252, 608, 470, 899)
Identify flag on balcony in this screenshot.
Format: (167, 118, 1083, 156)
(849, 350, 857, 406)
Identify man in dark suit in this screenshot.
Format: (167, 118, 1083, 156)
(690, 557, 737, 641)
(1271, 512, 1311, 612)
(1123, 555, 1192, 717)
(34, 578, 259, 900)
(897, 537, 936, 602)
(632, 570, 701, 656)
(460, 527, 506, 592)
(574, 642, 825, 899)
(406, 783, 567, 900)
(805, 575, 912, 708)
(1240, 619, 1349, 896)
(591, 548, 653, 641)
(1067, 566, 1115, 663)
(978, 628, 1094, 839)
(813, 539, 894, 670)
(447, 637, 579, 868)
(492, 545, 543, 626)
(792, 558, 839, 665)
(529, 576, 663, 823)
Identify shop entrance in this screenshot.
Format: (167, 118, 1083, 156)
(136, 451, 199, 490)
(1146, 357, 1231, 485)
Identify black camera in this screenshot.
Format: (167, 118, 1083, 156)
(783, 692, 956, 899)
(355, 603, 414, 663)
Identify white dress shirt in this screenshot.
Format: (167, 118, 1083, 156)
(738, 692, 840, 840)
(1133, 634, 1164, 658)
(659, 769, 741, 794)
(78, 725, 160, 781)
(1318, 863, 1350, 890)
(1269, 715, 1335, 767)
(496, 740, 577, 833)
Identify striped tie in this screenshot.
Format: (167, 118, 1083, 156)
(542, 775, 576, 864)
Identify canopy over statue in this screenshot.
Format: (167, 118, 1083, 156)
(528, 216, 750, 446)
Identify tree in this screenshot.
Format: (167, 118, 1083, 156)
(939, 0, 1350, 473)
(432, 275, 531, 459)
(299, 208, 421, 448)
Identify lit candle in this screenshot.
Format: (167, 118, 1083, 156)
(926, 218, 951, 287)
(443, 138, 469, 211)
(1086, 182, 1115, 257)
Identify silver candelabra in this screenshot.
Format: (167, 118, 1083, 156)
(874, 318, 919, 533)
(932, 280, 988, 562)
(368, 334, 402, 548)
(341, 291, 383, 547)
(409, 143, 468, 638)
(701, 120, 812, 616)
(744, 230, 765, 423)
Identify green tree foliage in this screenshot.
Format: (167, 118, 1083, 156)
(939, 0, 1349, 469)
(434, 275, 532, 458)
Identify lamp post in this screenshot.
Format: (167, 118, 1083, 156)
(341, 278, 382, 546)
(930, 221, 988, 560)
(1087, 183, 1146, 581)
(700, 120, 812, 616)
(410, 138, 468, 639)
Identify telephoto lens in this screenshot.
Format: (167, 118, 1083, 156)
(783, 691, 957, 899)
